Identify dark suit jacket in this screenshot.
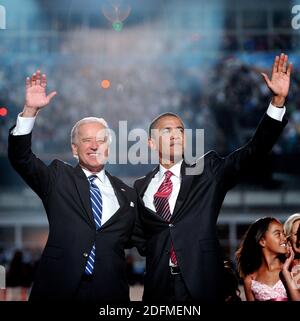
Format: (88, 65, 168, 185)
(133, 113, 287, 302)
(8, 129, 137, 302)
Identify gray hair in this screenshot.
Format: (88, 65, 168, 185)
(283, 213, 300, 239)
(70, 117, 112, 145)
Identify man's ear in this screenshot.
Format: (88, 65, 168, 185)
(71, 143, 78, 158)
(148, 137, 156, 151)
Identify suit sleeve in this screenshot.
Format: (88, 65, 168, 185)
(209, 113, 287, 191)
(130, 180, 147, 256)
(8, 126, 57, 200)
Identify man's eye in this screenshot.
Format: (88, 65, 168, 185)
(175, 128, 184, 134)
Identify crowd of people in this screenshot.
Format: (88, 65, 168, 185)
(1, 55, 300, 165)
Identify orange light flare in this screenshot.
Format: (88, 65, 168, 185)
(100, 79, 111, 89)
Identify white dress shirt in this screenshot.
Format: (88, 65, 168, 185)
(143, 160, 183, 214)
(81, 168, 120, 225)
(143, 160, 183, 267)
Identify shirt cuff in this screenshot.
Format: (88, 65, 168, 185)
(12, 113, 36, 135)
(266, 102, 286, 122)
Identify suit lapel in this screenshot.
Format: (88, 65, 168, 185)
(138, 166, 159, 199)
(73, 164, 95, 228)
(136, 165, 167, 221)
(99, 172, 128, 228)
(172, 161, 194, 220)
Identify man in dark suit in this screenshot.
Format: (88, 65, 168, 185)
(8, 70, 137, 302)
(133, 53, 292, 302)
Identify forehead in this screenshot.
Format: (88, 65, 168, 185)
(154, 116, 184, 130)
(268, 221, 283, 232)
(77, 122, 106, 136)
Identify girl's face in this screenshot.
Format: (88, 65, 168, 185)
(260, 221, 288, 255)
(289, 220, 300, 254)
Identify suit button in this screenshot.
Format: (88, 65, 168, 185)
(169, 223, 174, 227)
(83, 252, 88, 257)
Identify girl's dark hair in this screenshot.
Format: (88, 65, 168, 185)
(223, 260, 241, 302)
(235, 217, 280, 278)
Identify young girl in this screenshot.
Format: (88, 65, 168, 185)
(236, 217, 288, 301)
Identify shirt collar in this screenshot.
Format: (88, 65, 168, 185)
(81, 167, 106, 184)
(158, 160, 183, 180)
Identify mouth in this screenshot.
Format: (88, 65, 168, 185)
(170, 142, 182, 147)
(280, 243, 287, 248)
(87, 153, 101, 158)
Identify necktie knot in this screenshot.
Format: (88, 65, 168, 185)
(164, 170, 173, 180)
(88, 175, 97, 184)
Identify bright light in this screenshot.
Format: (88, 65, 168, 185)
(101, 80, 111, 89)
(101, 0, 131, 31)
(0, 107, 8, 117)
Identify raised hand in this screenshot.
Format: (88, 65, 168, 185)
(23, 70, 57, 117)
(283, 245, 295, 272)
(261, 53, 292, 107)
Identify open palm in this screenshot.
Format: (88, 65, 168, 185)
(25, 70, 57, 110)
(261, 53, 292, 98)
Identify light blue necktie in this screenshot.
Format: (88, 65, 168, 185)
(84, 175, 102, 275)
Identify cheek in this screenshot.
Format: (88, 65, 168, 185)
(160, 136, 170, 146)
(100, 145, 109, 157)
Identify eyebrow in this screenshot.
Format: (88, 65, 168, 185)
(272, 229, 282, 234)
(161, 126, 184, 130)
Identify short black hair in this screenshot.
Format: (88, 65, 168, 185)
(148, 112, 184, 137)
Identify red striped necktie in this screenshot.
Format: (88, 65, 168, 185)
(154, 170, 178, 266)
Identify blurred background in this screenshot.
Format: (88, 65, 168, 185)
(0, 0, 300, 300)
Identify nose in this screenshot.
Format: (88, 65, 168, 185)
(171, 129, 181, 140)
(90, 140, 99, 150)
